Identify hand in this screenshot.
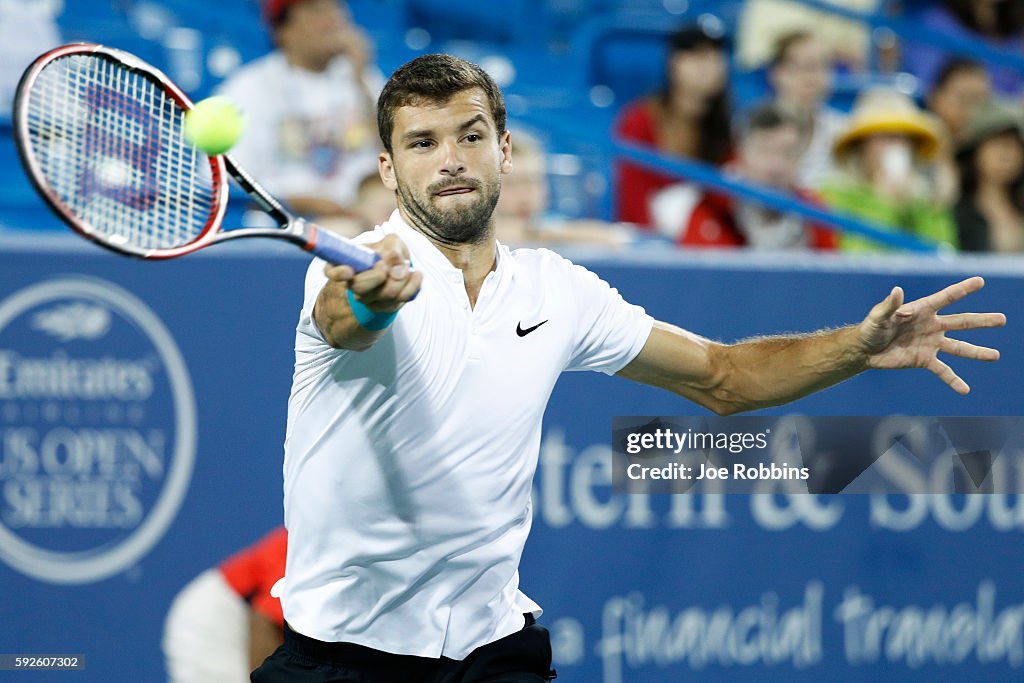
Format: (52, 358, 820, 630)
(857, 276, 1006, 394)
(331, 25, 372, 74)
(323, 234, 420, 314)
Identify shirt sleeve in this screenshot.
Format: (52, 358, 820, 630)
(298, 257, 330, 344)
(563, 262, 654, 375)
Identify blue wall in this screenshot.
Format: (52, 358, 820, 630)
(0, 241, 1020, 680)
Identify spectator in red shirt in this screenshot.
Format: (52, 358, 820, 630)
(681, 103, 837, 249)
(613, 21, 733, 227)
(163, 527, 287, 682)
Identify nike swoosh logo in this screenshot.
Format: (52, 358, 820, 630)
(516, 320, 548, 337)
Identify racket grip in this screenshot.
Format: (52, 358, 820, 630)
(308, 225, 380, 272)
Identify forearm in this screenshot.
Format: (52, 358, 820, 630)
(709, 326, 868, 414)
(313, 280, 388, 351)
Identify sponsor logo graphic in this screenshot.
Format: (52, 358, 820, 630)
(0, 278, 196, 584)
(516, 320, 548, 337)
(32, 302, 111, 342)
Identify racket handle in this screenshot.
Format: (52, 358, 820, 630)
(306, 223, 418, 301)
(308, 225, 380, 272)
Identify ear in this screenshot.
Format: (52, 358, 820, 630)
(499, 130, 513, 175)
(379, 152, 397, 190)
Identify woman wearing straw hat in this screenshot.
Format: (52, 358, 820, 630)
(821, 88, 958, 252)
(954, 100, 1024, 253)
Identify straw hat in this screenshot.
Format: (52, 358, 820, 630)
(833, 88, 943, 160)
(958, 99, 1024, 155)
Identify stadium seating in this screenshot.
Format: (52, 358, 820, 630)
(0, 0, 1018, 240)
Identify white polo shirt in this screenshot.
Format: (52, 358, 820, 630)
(280, 211, 654, 660)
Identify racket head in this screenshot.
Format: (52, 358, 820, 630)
(13, 43, 229, 259)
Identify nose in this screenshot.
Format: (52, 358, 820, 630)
(439, 139, 466, 177)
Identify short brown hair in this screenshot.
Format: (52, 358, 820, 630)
(377, 54, 507, 154)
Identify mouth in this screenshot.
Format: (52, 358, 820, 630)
(435, 187, 475, 197)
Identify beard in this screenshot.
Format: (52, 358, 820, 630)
(394, 172, 501, 246)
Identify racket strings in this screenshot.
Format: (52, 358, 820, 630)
(24, 54, 217, 250)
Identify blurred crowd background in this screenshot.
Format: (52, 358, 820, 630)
(3, 0, 1024, 258)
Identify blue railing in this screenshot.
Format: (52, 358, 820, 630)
(574, 0, 1023, 252)
(613, 141, 940, 252)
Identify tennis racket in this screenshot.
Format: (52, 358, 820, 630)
(13, 43, 380, 270)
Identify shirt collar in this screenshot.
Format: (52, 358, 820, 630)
(382, 210, 518, 282)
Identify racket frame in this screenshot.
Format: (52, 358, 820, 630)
(13, 42, 363, 265)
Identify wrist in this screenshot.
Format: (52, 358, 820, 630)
(346, 289, 397, 331)
(847, 324, 874, 370)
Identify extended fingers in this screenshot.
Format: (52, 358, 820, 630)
(928, 357, 970, 395)
(919, 276, 985, 311)
(941, 337, 1000, 362)
(940, 312, 1007, 331)
(869, 286, 904, 322)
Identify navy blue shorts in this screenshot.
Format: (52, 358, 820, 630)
(251, 615, 556, 683)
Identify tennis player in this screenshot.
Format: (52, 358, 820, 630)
(252, 54, 1005, 682)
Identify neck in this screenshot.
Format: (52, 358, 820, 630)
(436, 239, 496, 282)
(398, 206, 497, 306)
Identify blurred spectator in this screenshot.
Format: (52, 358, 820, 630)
(927, 58, 993, 146)
(613, 23, 732, 228)
(216, 0, 382, 221)
(163, 527, 287, 682)
(736, 0, 879, 71)
(679, 104, 837, 250)
(767, 31, 846, 188)
(496, 133, 630, 247)
(821, 88, 957, 251)
(926, 58, 993, 207)
(901, 0, 1024, 97)
(0, 0, 61, 113)
(954, 100, 1024, 252)
(352, 171, 396, 229)
(317, 170, 396, 236)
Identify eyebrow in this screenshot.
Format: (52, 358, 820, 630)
(401, 114, 490, 144)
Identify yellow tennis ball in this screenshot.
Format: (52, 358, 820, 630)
(184, 96, 245, 156)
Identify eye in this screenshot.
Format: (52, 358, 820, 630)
(412, 140, 433, 150)
(465, 133, 482, 143)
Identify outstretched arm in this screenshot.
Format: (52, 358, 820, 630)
(617, 277, 1006, 415)
(313, 234, 421, 351)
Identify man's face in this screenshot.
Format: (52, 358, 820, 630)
(379, 88, 511, 245)
(739, 123, 803, 189)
